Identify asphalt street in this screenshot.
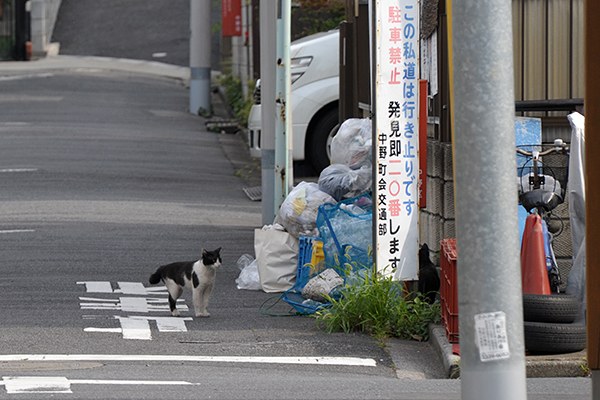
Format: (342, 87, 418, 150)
(0, 0, 593, 398)
(0, 64, 406, 399)
(51, 0, 221, 68)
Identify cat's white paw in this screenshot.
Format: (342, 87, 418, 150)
(195, 311, 210, 318)
(171, 309, 181, 317)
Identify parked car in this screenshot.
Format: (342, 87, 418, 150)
(247, 29, 339, 173)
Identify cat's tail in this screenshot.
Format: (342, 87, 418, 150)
(149, 269, 162, 285)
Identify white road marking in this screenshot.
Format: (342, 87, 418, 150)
(77, 281, 113, 293)
(0, 94, 63, 102)
(71, 379, 196, 385)
(0, 72, 54, 81)
(78, 281, 168, 294)
(83, 328, 122, 334)
(1, 376, 71, 394)
(0, 229, 35, 234)
(133, 316, 193, 332)
(116, 316, 152, 340)
(78, 296, 187, 312)
(116, 282, 148, 295)
(0, 168, 38, 173)
(120, 297, 149, 313)
(86, 316, 192, 340)
(146, 286, 168, 292)
(0, 354, 378, 367)
(0, 376, 198, 394)
(0, 122, 30, 126)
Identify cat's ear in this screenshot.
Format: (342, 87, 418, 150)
(215, 247, 222, 255)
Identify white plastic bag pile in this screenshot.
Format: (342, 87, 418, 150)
(236, 118, 373, 293)
(318, 118, 372, 201)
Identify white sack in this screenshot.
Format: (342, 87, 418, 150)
(254, 224, 298, 293)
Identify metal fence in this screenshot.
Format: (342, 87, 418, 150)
(0, 0, 15, 60)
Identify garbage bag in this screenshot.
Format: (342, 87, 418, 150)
(235, 254, 261, 291)
(275, 181, 336, 238)
(302, 268, 344, 302)
(565, 112, 586, 322)
(316, 193, 373, 271)
(318, 164, 372, 201)
(330, 118, 372, 169)
(254, 224, 298, 293)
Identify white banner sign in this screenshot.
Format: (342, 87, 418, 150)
(374, 0, 420, 280)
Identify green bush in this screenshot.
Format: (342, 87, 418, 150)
(315, 270, 441, 341)
(219, 74, 254, 126)
(292, 0, 346, 40)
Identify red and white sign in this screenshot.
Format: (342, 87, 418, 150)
(222, 0, 242, 37)
(374, 0, 420, 280)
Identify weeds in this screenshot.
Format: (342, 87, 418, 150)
(315, 269, 440, 341)
(219, 74, 254, 126)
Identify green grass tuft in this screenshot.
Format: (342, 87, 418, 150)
(315, 269, 440, 341)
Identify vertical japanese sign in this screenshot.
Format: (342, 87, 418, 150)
(374, 0, 419, 280)
(222, 0, 242, 37)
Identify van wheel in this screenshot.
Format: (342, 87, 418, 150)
(308, 108, 339, 173)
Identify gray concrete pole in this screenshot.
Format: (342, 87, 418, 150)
(274, 0, 292, 210)
(260, 0, 277, 224)
(189, 0, 211, 115)
(448, 1, 527, 399)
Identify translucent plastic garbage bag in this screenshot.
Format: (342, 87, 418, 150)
(330, 118, 372, 169)
(318, 164, 372, 201)
(275, 181, 336, 238)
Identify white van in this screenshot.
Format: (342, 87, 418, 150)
(247, 29, 339, 173)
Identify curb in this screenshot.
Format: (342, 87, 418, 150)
(429, 324, 460, 378)
(0, 55, 191, 83)
(429, 324, 589, 378)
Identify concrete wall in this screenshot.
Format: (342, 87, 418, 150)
(420, 135, 455, 265)
(30, 0, 62, 56)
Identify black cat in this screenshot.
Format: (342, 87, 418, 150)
(418, 243, 440, 304)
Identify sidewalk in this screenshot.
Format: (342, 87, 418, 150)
(0, 55, 190, 82)
(429, 324, 588, 379)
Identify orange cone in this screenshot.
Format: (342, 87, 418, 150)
(521, 214, 551, 295)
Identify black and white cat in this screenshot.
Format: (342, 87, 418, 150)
(149, 248, 222, 317)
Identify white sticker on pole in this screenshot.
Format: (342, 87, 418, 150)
(474, 311, 510, 362)
(374, 0, 420, 280)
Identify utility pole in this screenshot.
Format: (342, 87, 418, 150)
(274, 0, 292, 209)
(585, 0, 600, 397)
(447, 1, 527, 399)
(259, 0, 277, 224)
(189, 0, 211, 115)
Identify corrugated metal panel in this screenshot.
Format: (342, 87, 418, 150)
(547, 0, 570, 100)
(512, 0, 524, 100)
(572, 0, 585, 98)
(523, 0, 547, 102)
(512, 0, 583, 115)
